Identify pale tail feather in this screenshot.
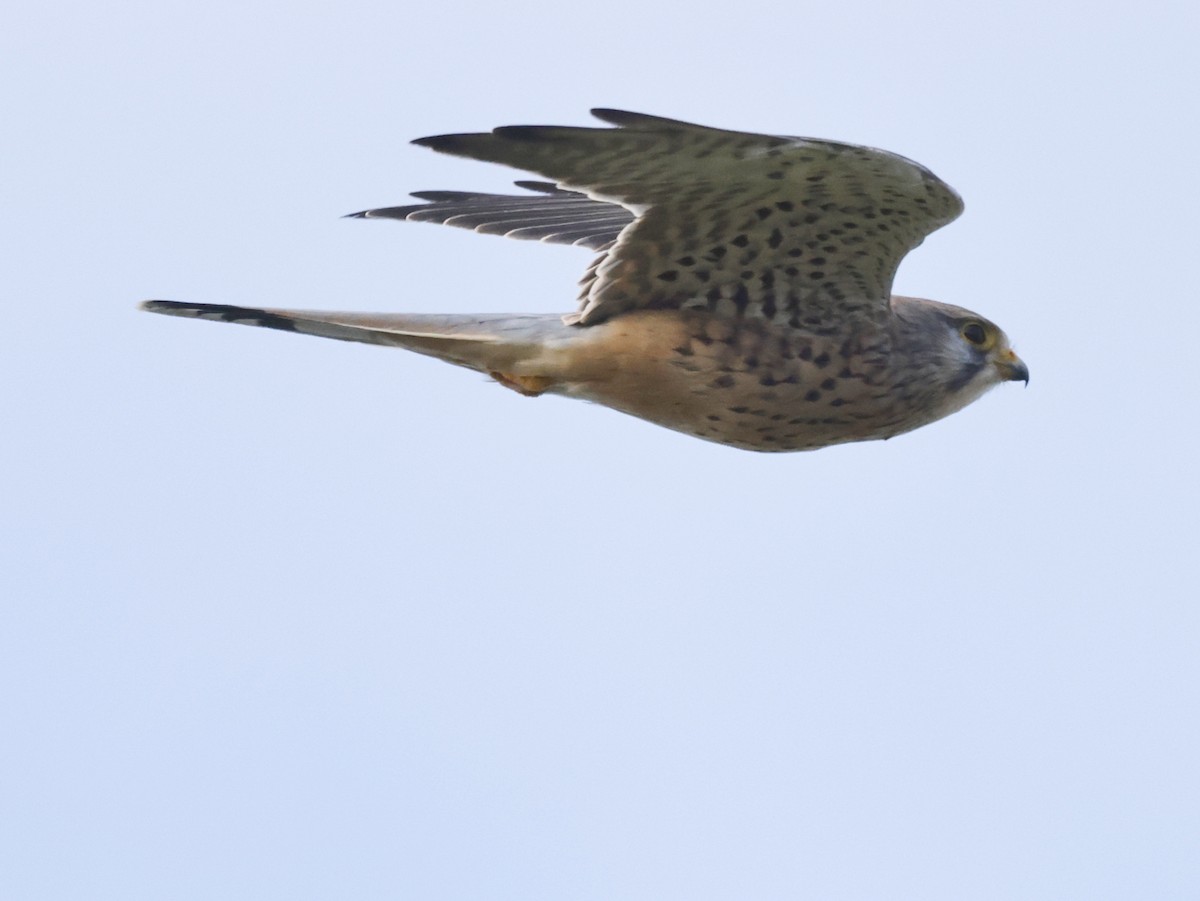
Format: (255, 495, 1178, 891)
(140, 300, 569, 375)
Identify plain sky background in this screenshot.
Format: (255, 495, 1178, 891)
(3, 1, 1198, 898)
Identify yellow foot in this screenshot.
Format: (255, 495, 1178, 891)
(490, 371, 554, 397)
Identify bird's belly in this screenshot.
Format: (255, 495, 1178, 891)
(539, 311, 904, 452)
(568, 374, 901, 452)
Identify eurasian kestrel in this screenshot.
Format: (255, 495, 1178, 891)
(143, 109, 1027, 452)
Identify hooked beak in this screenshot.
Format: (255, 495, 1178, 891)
(995, 348, 1029, 386)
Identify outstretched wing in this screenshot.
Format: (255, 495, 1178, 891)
(349, 181, 632, 251)
(398, 109, 964, 328)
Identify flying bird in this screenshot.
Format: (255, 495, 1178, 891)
(143, 109, 1027, 452)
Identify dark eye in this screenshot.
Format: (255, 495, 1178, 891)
(962, 322, 988, 346)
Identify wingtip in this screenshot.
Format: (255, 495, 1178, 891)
(589, 107, 632, 124)
(589, 108, 695, 130)
(411, 132, 475, 153)
(513, 179, 567, 194)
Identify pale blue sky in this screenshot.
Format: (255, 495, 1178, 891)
(3, 1, 1198, 898)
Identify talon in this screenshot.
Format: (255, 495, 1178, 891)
(490, 371, 553, 397)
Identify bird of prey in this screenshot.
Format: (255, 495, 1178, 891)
(143, 109, 1027, 452)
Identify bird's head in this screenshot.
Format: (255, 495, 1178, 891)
(890, 296, 1028, 421)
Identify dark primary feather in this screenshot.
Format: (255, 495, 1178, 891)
(348, 181, 631, 250)
(407, 108, 960, 221)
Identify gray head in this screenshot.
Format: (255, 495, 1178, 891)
(889, 295, 1028, 427)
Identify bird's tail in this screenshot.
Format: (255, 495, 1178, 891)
(140, 300, 574, 387)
